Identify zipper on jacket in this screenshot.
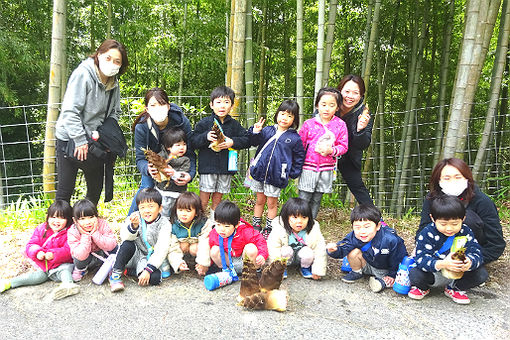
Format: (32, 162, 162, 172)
(263, 134, 280, 183)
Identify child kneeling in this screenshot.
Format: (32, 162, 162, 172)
(267, 198, 326, 280)
(327, 204, 407, 292)
(208, 200, 268, 276)
(409, 195, 487, 304)
(109, 188, 174, 292)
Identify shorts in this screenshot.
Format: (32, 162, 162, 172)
(362, 263, 389, 279)
(298, 169, 334, 193)
(199, 174, 232, 194)
(250, 179, 281, 197)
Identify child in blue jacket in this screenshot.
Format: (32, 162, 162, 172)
(327, 204, 407, 292)
(248, 100, 305, 238)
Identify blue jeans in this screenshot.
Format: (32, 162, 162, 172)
(128, 174, 155, 214)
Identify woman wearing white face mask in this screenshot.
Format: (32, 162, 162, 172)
(416, 158, 506, 264)
(129, 88, 196, 214)
(55, 39, 128, 205)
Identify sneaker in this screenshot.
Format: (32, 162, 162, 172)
(261, 227, 272, 240)
(161, 270, 171, 279)
(109, 273, 125, 293)
(408, 286, 430, 300)
(52, 282, 80, 300)
(369, 276, 386, 293)
(342, 271, 363, 283)
(444, 286, 470, 304)
(72, 267, 88, 282)
(283, 269, 287, 279)
(253, 224, 262, 232)
(300, 267, 313, 279)
(0, 279, 11, 293)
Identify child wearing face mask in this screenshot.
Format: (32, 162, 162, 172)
(0, 200, 79, 300)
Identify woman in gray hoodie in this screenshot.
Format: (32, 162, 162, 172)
(55, 39, 128, 205)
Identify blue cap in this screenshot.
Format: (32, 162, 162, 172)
(204, 274, 219, 291)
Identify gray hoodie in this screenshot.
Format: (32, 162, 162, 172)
(56, 57, 121, 147)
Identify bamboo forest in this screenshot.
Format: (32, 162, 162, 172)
(0, 0, 509, 216)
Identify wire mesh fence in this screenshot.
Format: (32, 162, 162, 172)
(1, 96, 509, 216)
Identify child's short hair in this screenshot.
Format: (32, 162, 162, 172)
(210, 86, 235, 103)
(430, 194, 466, 220)
(73, 199, 98, 219)
(170, 191, 204, 223)
(161, 127, 186, 150)
(136, 188, 162, 206)
(280, 198, 314, 234)
(315, 87, 342, 111)
(274, 100, 300, 130)
(214, 200, 240, 226)
(350, 204, 381, 225)
(47, 199, 73, 228)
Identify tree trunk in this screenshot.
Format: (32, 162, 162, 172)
(257, 0, 268, 115)
(322, 0, 338, 87)
(244, 0, 254, 121)
(226, 0, 235, 86)
(362, 0, 381, 93)
(178, 0, 188, 105)
(433, 0, 455, 165)
(314, 0, 326, 99)
(296, 0, 304, 118)
(361, 0, 374, 77)
(473, 0, 509, 180)
(376, 47, 385, 207)
(230, 0, 247, 117)
(283, 11, 292, 97)
(90, 0, 95, 52)
(43, 0, 66, 197)
(107, 0, 112, 39)
(443, 0, 501, 158)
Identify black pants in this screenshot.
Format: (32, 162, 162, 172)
(55, 139, 104, 205)
(409, 266, 488, 291)
(73, 245, 118, 270)
(338, 157, 373, 205)
(113, 240, 162, 286)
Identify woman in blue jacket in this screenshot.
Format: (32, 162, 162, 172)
(248, 100, 305, 237)
(128, 88, 196, 214)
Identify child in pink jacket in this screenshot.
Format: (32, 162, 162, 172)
(298, 87, 348, 219)
(68, 199, 118, 282)
(0, 200, 79, 300)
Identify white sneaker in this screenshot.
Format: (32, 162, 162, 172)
(52, 282, 80, 300)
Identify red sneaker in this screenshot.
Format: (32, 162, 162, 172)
(444, 286, 470, 304)
(408, 286, 430, 300)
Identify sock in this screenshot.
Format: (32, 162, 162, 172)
(252, 216, 262, 227)
(210, 209, 215, 220)
(265, 217, 273, 229)
(111, 269, 123, 279)
(352, 268, 362, 274)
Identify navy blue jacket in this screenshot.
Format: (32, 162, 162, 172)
(134, 103, 196, 179)
(249, 125, 305, 188)
(188, 113, 250, 174)
(327, 225, 407, 277)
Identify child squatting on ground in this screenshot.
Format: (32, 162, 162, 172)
(267, 198, 327, 280)
(109, 188, 176, 292)
(167, 192, 213, 276)
(188, 86, 251, 216)
(0, 200, 80, 300)
(67, 199, 118, 282)
(208, 200, 269, 276)
(408, 194, 488, 304)
(327, 204, 408, 292)
(248, 100, 305, 238)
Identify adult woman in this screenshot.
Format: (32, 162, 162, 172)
(417, 158, 506, 264)
(55, 39, 129, 205)
(336, 74, 373, 205)
(128, 87, 196, 214)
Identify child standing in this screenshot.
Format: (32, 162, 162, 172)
(298, 87, 348, 219)
(267, 198, 327, 280)
(209, 201, 268, 276)
(67, 199, 118, 281)
(326, 204, 407, 292)
(249, 100, 305, 237)
(0, 200, 79, 300)
(109, 188, 174, 292)
(188, 86, 250, 214)
(408, 195, 487, 304)
(167, 192, 213, 276)
(154, 127, 191, 218)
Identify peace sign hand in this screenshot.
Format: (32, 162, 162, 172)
(253, 117, 265, 133)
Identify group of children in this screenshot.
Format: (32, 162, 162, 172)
(0, 85, 488, 305)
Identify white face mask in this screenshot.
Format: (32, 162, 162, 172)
(98, 54, 121, 77)
(148, 105, 169, 123)
(439, 179, 468, 197)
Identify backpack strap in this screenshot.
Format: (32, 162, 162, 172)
(434, 235, 455, 257)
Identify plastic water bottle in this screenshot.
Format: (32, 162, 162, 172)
(92, 253, 116, 285)
(393, 256, 415, 294)
(341, 256, 352, 273)
(204, 271, 234, 291)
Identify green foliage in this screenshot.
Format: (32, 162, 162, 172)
(0, 195, 51, 231)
